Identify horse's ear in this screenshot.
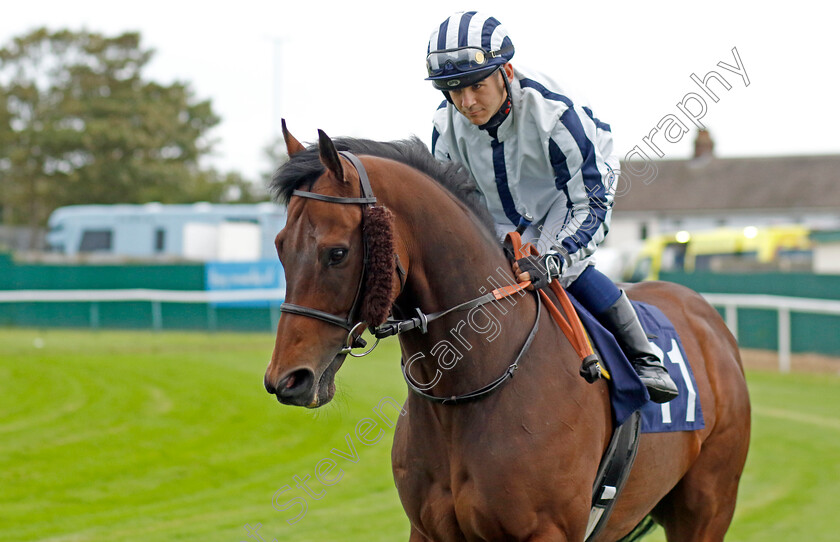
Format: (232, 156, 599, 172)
(318, 129, 345, 182)
(281, 119, 306, 156)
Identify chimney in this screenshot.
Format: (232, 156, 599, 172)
(693, 129, 714, 159)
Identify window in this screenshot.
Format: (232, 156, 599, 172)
(79, 230, 113, 252)
(628, 257, 652, 283)
(661, 243, 688, 272)
(694, 252, 758, 272)
(155, 228, 166, 252)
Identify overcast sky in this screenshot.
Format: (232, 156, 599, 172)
(2, 1, 837, 184)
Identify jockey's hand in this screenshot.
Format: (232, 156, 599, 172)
(513, 254, 563, 290)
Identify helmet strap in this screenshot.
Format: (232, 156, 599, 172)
(478, 67, 513, 136)
(500, 66, 513, 101)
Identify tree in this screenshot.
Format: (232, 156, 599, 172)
(261, 134, 289, 186)
(0, 28, 234, 245)
(194, 168, 266, 204)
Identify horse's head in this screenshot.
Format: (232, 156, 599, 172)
(264, 123, 397, 407)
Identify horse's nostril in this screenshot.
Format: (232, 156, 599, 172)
(264, 373, 277, 395)
(277, 368, 315, 400)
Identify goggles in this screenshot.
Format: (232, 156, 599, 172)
(426, 45, 511, 78)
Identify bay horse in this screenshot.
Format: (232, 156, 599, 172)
(264, 124, 751, 542)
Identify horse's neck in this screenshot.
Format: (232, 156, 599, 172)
(378, 167, 602, 458)
(383, 170, 542, 403)
(387, 173, 511, 321)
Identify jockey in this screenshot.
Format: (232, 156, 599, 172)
(426, 11, 678, 403)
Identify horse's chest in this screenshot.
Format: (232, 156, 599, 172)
(393, 434, 547, 540)
(392, 402, 601, 540)
(400, 469, 549, 541)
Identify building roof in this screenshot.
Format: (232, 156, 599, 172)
(614, 153, 840, 214)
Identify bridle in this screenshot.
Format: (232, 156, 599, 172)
(279, 150, 531, 357)
(278, 151, 380, 356)
(278, 150, 591, 405)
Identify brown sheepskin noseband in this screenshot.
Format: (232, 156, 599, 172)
(359, 205, 396, 326)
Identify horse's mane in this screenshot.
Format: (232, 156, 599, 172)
(270, 136, 495, 232)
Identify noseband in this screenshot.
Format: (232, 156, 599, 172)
(278, 150, 541, 401)
(278, 147, 603, 405)
(279, 151, 380, 355)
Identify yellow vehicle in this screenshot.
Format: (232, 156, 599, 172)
(624, 224, 813, 282)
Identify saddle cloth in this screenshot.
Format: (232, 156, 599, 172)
(567, 294, 706, 433)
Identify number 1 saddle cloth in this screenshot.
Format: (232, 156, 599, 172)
(567, 294, 706, 434)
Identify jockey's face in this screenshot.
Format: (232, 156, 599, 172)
(449, 64, 513, 126)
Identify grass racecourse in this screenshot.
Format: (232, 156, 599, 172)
(1, 328, 839, 542)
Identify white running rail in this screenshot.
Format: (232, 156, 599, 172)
(0, 288, 285, 303)
(702, 293, 840, 373)
(1, 289, 839, 370)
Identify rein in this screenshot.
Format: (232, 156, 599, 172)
(395, 232, 603, 405)
(400, 291, 542, 405)
(281, 151, 600, 404)
(280, 151, 532, 358)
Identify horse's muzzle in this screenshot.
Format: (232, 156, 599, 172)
(265, 367, 316, 406)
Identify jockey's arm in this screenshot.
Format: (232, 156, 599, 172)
(516, 105, 615, 286)
(431, 124, 450, 162)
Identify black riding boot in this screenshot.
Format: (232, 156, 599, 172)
(599, 291, 679, 404)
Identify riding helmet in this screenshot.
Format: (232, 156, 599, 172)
(426, 11, 515, 91)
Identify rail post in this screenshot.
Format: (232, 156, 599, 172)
(724, 304, 738, 340)
(778, 307, 791, 373)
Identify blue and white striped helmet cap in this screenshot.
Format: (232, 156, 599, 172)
(426, 12, 515, 90)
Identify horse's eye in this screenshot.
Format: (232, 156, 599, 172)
(328, 248, 348, 265)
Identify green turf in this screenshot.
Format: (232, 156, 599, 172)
(643, 370, 840, 542)
(1, 329, 838, 541)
